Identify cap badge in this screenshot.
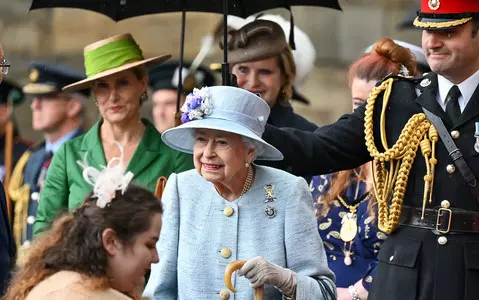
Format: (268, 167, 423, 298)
(420, 78, 431, 87)
(29, 68, 39, 83)
(428, 0, 440, 11)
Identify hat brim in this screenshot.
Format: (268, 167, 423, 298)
(413, 16, 472, 30)
(161, 118, 284, 161)
(63, 54, 171, 92)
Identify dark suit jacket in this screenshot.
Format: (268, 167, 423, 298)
(0, 182, 15, 296)
(262, 72, 479, 300)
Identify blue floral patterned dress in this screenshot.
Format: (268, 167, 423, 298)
(311, 172, 387, 290)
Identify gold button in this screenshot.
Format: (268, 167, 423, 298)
(27, 216, 35, 225)
(224, 206, 234, 217)
(446, 164, 455, 174)
(438, 236, 448, 245)
(451, 130, 460, 139)
(441, 200, 450, 209)
(221, 248, 232, 258)
(219, 289, 230, 300)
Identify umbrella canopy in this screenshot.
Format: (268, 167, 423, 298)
(30, 0, 341, 21)
(29, 0, 341, 121)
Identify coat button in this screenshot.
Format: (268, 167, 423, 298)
(31, 192, 40, 201)
(446, 164, 456, 174)
(221, 248, 232, 258)
(441, 200, 450, 209)
(389, 255, 394, 262)
(438, 236, 448, 245)
(450, 130, 460, 139)
(27, 216, 35, 225)
(224, 206, 234, 217)
(219, 289, 230, 300)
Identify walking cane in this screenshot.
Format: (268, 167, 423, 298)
(224, 260, 264, 300)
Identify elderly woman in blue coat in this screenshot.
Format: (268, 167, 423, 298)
(143, 86, 335, 299)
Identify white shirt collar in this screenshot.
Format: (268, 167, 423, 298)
(437, 69, 479, 112)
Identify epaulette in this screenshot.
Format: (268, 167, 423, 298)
(378, 73, 424, 86)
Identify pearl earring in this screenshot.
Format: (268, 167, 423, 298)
(245, 162, 250, 168)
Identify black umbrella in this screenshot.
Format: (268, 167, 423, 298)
(29, 0, 341, 120)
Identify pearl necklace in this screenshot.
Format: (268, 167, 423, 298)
(241, 165, 255, 196)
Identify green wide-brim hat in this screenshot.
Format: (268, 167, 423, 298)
(63, 33, 171, 92)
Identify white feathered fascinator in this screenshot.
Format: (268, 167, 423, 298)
(76, 142, 134, 208)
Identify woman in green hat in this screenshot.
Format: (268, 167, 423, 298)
(34, 33, 194, 235)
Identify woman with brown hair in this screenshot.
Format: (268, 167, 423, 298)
(311, 37, 423, 300)
(223, 19, 317, 132)
(4, 181, 163, 300)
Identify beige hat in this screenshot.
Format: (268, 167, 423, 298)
(220, 20, 288, 65)
(63, 33, 171, 92)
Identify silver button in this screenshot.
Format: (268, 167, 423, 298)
(441, 200, 451, 209)
(22, 240, 31, 248)
(451, 130, 460, 139)
(31, 192, 40, 201)
(389, 255, 394, 262)
(446, 164, 456, 174)
(438, 236, 448, 245)
(27, 215, 35, 225)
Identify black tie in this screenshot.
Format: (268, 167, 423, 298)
(445, 85, 461, 126)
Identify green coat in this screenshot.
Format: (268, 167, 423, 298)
(34, 119, 194, 235)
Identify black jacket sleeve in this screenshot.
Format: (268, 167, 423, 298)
(262, 102, 372, 177)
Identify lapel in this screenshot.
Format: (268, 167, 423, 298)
(125, 119, 163, 177)
(456, 82, 479, 128)
(415, 73, 454, 128)
(80, 121, 107, 168)
(29, 145, 46, 181)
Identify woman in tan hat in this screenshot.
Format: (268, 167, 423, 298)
(223, 19, 317, 132)
(33, 34, 194, 235)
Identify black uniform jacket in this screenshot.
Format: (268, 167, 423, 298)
(262, 72, 479, 300)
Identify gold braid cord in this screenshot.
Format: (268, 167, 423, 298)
(364, 78, 438, 234)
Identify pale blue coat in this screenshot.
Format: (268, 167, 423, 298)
(144, 165, 336, 300)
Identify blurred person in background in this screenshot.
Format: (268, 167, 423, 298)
(223, 19, 317, 131)
(0, 40, 17, 298)
(311, 37, 423, 300)
(0, 80, 32, 184)
(8, 61, 88, 264)
(34, 34, 194, 236)
(148, 60, 217, 133)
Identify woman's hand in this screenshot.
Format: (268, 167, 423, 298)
(238, 256, 296, 297)
(337, 287, 351, 300)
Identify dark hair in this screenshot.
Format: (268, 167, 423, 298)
(348, 37, 420, 86)
(131, 66, 148, 105)
(5, 184, 162, 300)
(472, 16, 479, 38)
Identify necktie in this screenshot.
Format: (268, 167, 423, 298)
(445, 85, 461, 126)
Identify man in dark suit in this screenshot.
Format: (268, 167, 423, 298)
(261, 1, 479, 300)
(8, 62, 89, 265)
(0, 40, 16, 298)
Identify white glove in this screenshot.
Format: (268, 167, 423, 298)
(238, 256, 297, 298)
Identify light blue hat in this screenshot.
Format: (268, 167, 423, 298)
(161, 86, 283, 161)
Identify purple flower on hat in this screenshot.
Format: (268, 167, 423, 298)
(180, 87, 213, 123)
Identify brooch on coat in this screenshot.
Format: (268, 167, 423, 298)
(264, 184, 277, 219)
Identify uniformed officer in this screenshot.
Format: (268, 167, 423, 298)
(8, 61, 89, 262)
(260, 1, 479, 299)
(0, 80, 32, 214)
(148, 60, 217, 133)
